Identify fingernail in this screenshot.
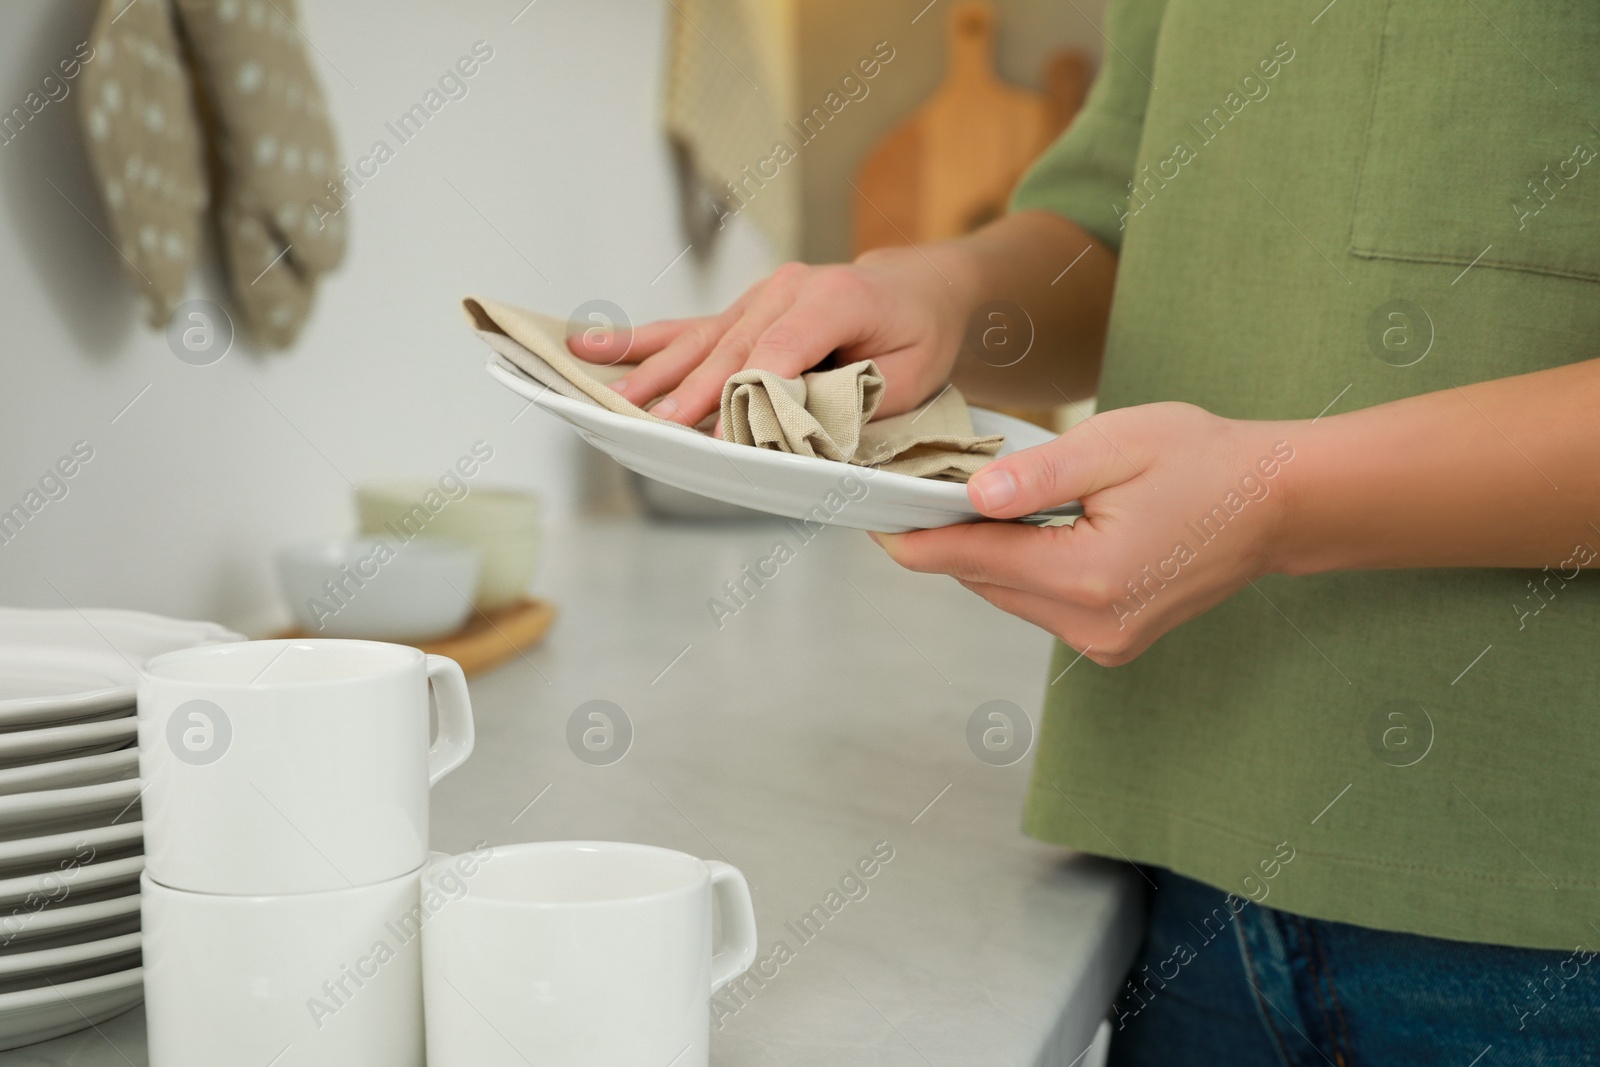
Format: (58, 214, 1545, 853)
(611, 378, 631, 396)
(654, 396, 681, 420)
(970, 468, 1017, 510)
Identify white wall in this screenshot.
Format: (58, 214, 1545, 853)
(0, 1, 775, 632)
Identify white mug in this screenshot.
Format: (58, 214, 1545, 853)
(422, 841, 759, 1067)
(142, 868, 424, 1067)
(137, 639, 474, 894)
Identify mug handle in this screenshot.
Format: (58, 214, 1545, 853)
(706, 861, 758, 994)
(425, 655, 476, 787)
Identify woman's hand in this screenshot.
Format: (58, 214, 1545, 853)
(872, 403, 1298, 666)
(565, 246, 974, 429)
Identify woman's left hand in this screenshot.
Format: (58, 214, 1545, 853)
(871, 402, 1299, 666)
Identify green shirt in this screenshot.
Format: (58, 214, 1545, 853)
(1012, 0, 1600, 950)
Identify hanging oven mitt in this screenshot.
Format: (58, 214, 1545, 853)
(79, 0, 209, 328)
(172, 0, 346, 348)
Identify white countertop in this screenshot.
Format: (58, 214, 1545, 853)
(11, 517, 1142, 1066)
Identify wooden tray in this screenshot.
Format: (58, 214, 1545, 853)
(276, 597, 556, 678)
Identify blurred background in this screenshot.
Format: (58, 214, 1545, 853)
(0, 0, 1107, 634)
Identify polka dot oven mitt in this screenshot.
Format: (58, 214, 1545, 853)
(79, 0, 345, 347)
(79, 0, 209, 328)
(173, 0, 346, 348)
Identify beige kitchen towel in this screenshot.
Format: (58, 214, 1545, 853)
(174, 0, 347, 348)
(663, 0, 799, 258)
(79, 0, 210, 327)
(463, 295, 1002, 481)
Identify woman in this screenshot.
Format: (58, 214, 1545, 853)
(574, 1, 1600, 1060)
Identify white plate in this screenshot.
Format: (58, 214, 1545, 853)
(0, 966, 142, 1051)
(0, 780, 141, 837)
(0, 856, 143, 909)
(0, 894, 141, 953)
(0, 704, 131, 737)
(0, 933, 138, 997)
(0, 822, 143, 878)
(0, 608, 241, 728)
(0, 665, 122, 717)
(488, 359, 1083, 532)
(0, 749, 138, 797)
(0, 931, 138, 984)
(0, 719, 135, 769)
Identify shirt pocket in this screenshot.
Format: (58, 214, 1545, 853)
(1349, 0, 1600, 283)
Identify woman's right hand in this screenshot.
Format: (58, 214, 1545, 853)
(565, 246, 974, 430)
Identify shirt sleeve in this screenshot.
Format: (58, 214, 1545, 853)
(1010, 0, 1169, 253)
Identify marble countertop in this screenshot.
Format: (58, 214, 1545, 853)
(11, 517, 1142, 1066)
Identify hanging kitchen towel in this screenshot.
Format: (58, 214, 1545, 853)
(79, 0, 210, 327)
(663, 0, 798, 259)
(172, 0, 347, 348)
(462, 296, 1003, 481)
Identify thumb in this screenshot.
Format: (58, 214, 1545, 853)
(966, 419, 1139, 518)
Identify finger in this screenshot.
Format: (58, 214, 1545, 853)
(958, 579, 1147, 666)
(867, 350, 952, 417)
(608, 308, 743, 410)
(965, 418, 1142, 519)
(954, 579, 1130, 661)
(764, 268, 941, 416)
(956, 577, 1077, 635)
(656, 269, 811, 427)
(566, 316, 699, 365)
(573, 273, 768, 372)
(740, 268, 883, 381)
(873, 522, 1087, 596)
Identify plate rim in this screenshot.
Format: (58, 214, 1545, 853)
(0, 963, 142, 1010)
(0, 821, 143, 872)
(0, 748, 138, 794)
(0, 719, 137, 758)
(488, 359, 1084, 530)
(0, 855, 143, 907)
(0, 778, 141, 822)
(0, 931, 141, 980)
(0, 609, 242, 723)
(0, 892, 141, 942)
(489, 360, 988, 500)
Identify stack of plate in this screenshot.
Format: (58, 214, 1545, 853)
(0, 608, 240, 1050)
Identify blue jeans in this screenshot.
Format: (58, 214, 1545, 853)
(1106, 868, 1599, 1067)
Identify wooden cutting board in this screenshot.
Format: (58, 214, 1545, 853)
(852, 3, 1095, 431)
(852, 2, 1092, 252)
(276, 597, 556, 679)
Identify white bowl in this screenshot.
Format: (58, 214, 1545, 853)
(277, 538, 480, 640)
(356, 484, 540, 611)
